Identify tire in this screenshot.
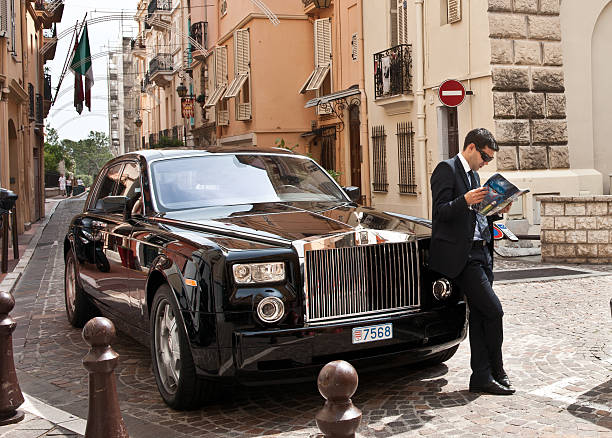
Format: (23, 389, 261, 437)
(150, 284, 206, 410)
(64, 250, 97, 328)
(421, 345, 459, 367)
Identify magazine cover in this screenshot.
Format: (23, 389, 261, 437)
(477, 173, 530, 216)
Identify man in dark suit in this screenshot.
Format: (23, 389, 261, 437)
(429, 128, 515, 395)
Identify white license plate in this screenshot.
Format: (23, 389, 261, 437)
(352, 323, 393, 344)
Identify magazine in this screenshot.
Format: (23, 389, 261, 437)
(476, 173, 529, 216)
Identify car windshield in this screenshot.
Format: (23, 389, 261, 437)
(150, 154, 348, 211)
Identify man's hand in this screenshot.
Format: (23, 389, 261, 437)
(499, 202, 513, 214)
(464, 187, 488, 206)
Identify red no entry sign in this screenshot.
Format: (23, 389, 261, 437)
(438, 79, 466, 107)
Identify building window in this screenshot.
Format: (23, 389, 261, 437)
(442, 0, 461, 25)
(397, 122, 416, 194)
(221, 0, 227, 16)
(371, 125, 388, 192)
(224, 28, 251, 121)
(320, 126, 336, 171)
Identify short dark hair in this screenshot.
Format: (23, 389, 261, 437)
(463, 128, 499, 152)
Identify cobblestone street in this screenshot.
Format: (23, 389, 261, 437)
(3, 199, 611, 437)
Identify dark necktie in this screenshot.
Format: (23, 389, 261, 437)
(468, 170, 491, 243)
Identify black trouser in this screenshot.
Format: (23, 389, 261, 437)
(454, 242, 504, 385)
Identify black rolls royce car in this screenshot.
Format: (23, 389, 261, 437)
(64, 147, 467, 409)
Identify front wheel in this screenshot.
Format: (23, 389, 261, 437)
(150, 284, 205, 410)
(64, 250, 97, 327)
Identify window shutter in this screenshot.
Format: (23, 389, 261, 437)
(390, 0, 398, 47)
(235, 29, 250, 74)
(397, 0, 407, 45)
(215, 46, 228, 86)
(314, 18, 331, 68)
(448, 0, 461, 24)
(0, 0, 8, 37)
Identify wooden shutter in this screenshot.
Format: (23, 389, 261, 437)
(448, 0, 461, 24)
(215, 46, 228, 86)
(235, 29, 250, 74)
(390, 0, 398, 47)
(314, 18, 331, 68)
(397, 0, 408, 45)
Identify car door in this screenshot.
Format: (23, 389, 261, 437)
(86, 162, 134, 319)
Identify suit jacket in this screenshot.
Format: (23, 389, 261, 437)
(429, 155, 501, 279)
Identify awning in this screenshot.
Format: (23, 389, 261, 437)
(299, 65, 330, 94)
(304, 87, 360, 108)
(224, 73, 249, 99)
(204, 84, 227, 108)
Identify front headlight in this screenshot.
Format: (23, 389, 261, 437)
(233, 262, 285, 284)
(432, 278, 452, 300)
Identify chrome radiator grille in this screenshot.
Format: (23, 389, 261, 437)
(304, 241, 420, 322)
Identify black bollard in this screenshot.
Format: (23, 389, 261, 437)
(82, 317, 129, 438)
(315, 360, 362, 438)
(0, 291, 25, 425)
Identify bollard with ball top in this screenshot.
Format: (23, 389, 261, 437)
(82, 317, 129, 438)
(0, 291, 25, 425)
(315, 360, 362, 438)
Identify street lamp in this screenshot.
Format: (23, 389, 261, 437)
(134, 117, 143, 128)
(176, 82, 188, 98)
(313, 0, 331, 8)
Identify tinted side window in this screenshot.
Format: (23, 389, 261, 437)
(92, 163, 123, 209)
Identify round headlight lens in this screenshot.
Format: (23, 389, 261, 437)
(433, 278, 452, 300)
(256, 297, 284, 323)
(233, 264, 251, 283)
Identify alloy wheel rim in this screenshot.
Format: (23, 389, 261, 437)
(154, 299, 181, 394)
(65, 257, 76, 316)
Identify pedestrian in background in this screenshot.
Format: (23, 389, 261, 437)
(429, 128, 515, 396)
(66, 174, 73, 197)
(58, 174, 66, 197)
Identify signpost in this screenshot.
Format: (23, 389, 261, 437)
(438, 79, 466, 107)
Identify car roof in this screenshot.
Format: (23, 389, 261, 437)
(116, 146, 296, 164)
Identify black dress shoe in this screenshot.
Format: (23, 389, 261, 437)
(469, 379, 515, 395)
(493, 372, 513, 390)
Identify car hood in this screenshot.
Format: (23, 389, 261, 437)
(158, 202, 431, 246)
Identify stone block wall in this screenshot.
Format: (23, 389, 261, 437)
(488, 0, 568, 171)
(539, 196, 612, 264)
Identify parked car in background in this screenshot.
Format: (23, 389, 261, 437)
(63, 147, 467, 409)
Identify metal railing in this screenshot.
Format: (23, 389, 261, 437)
(149, 54, 173, 76)
(147, 0, 171, 18)
(28, 84, 35, 120)
(35, 94, 43, 125)
(373, 44, 412, 99)
(44, 74, 52, 101)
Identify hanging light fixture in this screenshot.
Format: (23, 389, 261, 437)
(176, 82, 188, 98)
(135, 117, 143, 128)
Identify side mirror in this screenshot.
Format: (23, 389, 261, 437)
(97, 196, 130, 218)
(343, 186, 361, 203)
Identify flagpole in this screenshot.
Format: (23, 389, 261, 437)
(52, 14, 88, 106)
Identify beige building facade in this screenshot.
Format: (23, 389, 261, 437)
(0, 0, 63, 232)
(364, 0, 603, 225)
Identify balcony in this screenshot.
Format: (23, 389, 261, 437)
(42, 25, 58, 61)
(34, 0, 64, 29)
(141, 72, 152, 93)
(130, 34, 146, 59)
(190, 21, 207, 60)
(149, 54, 173, 86)
(302, 0, 331, 14)
(35, 94, 43, 126)
(146, 0, 171, 31)
(373, 44, 413, 114)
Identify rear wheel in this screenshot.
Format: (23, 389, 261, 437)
(150, 284, 211, 410)
(64, 251, 97, 327)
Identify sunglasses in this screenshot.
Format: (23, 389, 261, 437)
(477, 148, 494, 163)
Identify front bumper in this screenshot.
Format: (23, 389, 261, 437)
(226, 302, 467, 383)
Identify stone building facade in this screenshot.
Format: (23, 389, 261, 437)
(489, 0, 569, 172)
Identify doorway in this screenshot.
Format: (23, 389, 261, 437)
(436, 106, 459, 161)
(348, 105, 361, 194)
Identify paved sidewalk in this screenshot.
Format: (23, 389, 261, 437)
(1, 197, 611, 437)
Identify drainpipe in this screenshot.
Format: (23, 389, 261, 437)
(359, 0, 371, 205)
(414, 0, 429, 218)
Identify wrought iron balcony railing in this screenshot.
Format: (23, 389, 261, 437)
(147, 0, 171, 19)
(28, 84, 35, 120)
(44, 74, 52, 101)
(141, 72, 151, 93)
(373, 44, 412, 99)
(149, 54, 173, 76)
(191, 21, 207, 50)
(35, 94, 43, 125)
